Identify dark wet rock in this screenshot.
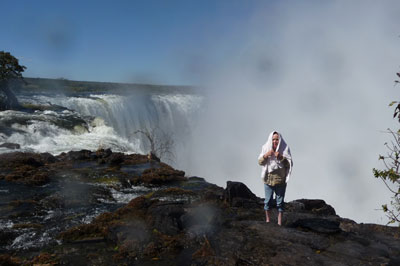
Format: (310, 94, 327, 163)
(95, 148, 112, 158)
(181, 203, 225, 237)
(0, 143, 20, 149)
(389, 257, 400, 266)
(0, 153, 51, 184)
(0, 152, 57, 180)
(133, 164, 186, 185)
(148, 202, 185, 235)
(181, 177, 225, 199)
(289, 199, 336, 215)
(230, 197, 261, 208)
(107, 152, 125, 166)
(0, 151, 400, 265)
(52, 180, 400, 265)
(29, 252, 59, 265)
(121, 153, 149, 165)
(289, 218, 342, 234)
(0, 254, 21, 266)
(58, 182, 115, 207)
(61, 150, 92, 161)
(94, 149, 120, 165)
(224, 181, 258, 201)
(0, 230, 18, 247)
(58, 223, 108, 243)
(7, 199, 40, 218)
(224, 181, 260, 207)
(40, 152, 57, 164)
(151, 187, 197, 203)
(0, 152, 44, 168)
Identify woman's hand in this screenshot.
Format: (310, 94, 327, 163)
(263, 150, 274, 159)
(264, 150, 283, 160)
(274, 151, 283, 160)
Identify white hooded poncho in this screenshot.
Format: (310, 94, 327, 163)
(258, 131, 293, 183)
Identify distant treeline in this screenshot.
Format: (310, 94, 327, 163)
(14, 77, 196, 95)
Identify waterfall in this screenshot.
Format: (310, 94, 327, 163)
(1, 91, 203, 162)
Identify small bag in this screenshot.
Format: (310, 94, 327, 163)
(264, 168, 286, 186)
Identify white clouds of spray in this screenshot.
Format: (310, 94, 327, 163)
(177, 1, 400, 224)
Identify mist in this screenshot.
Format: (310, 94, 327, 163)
(176, 1, 400, 224)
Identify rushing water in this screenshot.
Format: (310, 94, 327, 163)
(0, 91, 203, 160)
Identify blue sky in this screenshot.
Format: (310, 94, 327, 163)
(2, 0, 267, 85)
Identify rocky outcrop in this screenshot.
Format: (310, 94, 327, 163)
(0, 143, 20, 149)
(47, 184, 400, 265)
(0, 150, 399, 265)
(224, 180, 261, 208)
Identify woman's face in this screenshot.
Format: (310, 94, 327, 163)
(272, 133, 279, 151)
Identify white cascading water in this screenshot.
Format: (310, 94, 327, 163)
(0, 92, 203, 163)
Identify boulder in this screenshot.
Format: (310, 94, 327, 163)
(289, 218, 342, 234)
(290, 199, 336, 215)
(148, 202, 185, 235)
(61, 150, 92, 161)
(224, 181, 259, 207)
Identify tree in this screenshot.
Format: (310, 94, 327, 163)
(373, 72, 400, 225)
(0, 51, 26, 110)
(0, 51, 26, 81)
(133, 126, 175, 164)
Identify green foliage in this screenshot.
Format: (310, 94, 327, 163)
(0, 51, 25, 110)
(374, 72, 400, 226)
(0, 51, 26, 82)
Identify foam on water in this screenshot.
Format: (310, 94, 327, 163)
(109, 186, 153, 204)
(3, 93, 202, 157)
(0, 220, 14, 229)
(0, 109, 142, 155)
(11, 231, 37, 250)
(80, 207, 108, 224)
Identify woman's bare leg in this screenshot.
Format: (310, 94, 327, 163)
(278, 212, 282, 226)
(265, 210, 270, 223)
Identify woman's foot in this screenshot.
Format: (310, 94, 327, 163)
(265, 210, 270, 223)
(278, 212, 282, 226)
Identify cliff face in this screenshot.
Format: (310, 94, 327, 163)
(0, 151, 399, 265)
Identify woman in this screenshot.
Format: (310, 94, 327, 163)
(258, 131, 293, 225)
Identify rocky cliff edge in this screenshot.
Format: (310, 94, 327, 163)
(0, 150, 399, 265)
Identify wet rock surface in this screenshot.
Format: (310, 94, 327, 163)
(0, 150, 399, 265)
(0, 150, 181, 256)
(0, 143, 20, 150)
